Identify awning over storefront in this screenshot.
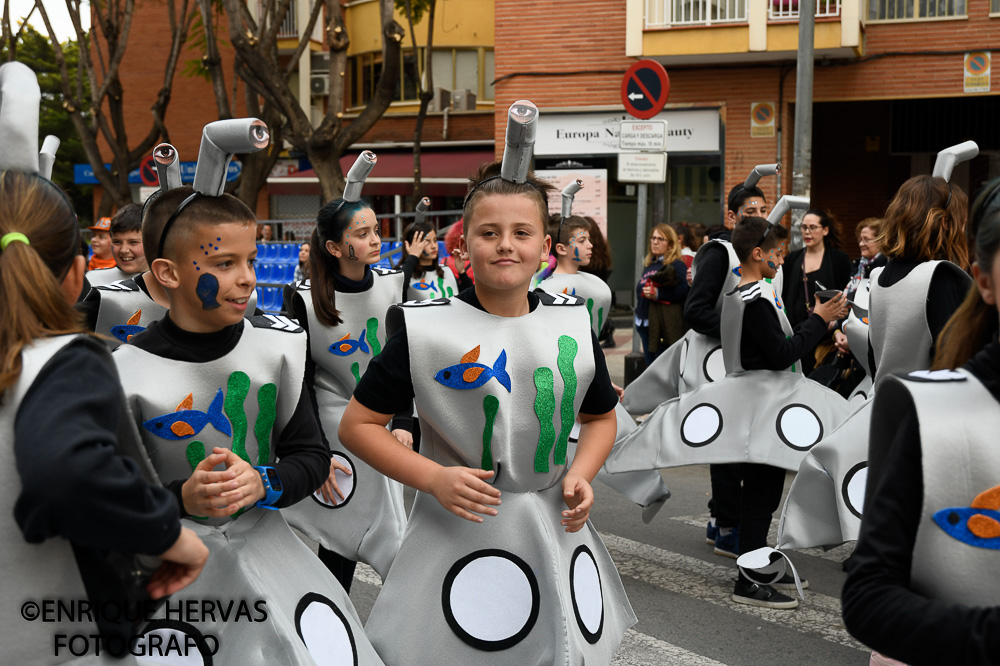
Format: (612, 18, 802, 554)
(267, 149, 494, 197)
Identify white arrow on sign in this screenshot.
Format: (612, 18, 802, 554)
(628, 92, 644, 101)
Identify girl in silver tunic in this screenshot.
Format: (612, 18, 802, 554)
(0, 62, 208, 664)
(282, 194, 409, 590)
(779, 176, 971, 552)
(842, 177, 1000, 666)
(340, 153, 636, 664)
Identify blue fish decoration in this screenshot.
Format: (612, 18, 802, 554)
(732, 266, 742, 277)
(932, 484, 1000, 550)
(329, 328, 370, 356)
(142, 388, 233, 440)
(196, 273, 221, 310)
(434, 346, 512, 392)
(413, 281, 438, 292)
(111, 310, 145, 342)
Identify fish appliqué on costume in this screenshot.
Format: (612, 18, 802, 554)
(111, 309, 145, 343)
(412, 281, 438, 292)
(329, 328, 370, 356)
(933, 484, 1000, 550)
(434, 345, 512, 392)
(142, 388, 233, 440)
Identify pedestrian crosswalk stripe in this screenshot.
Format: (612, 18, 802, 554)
(600, 532, 866, 652)
(669, 513, 854, 563)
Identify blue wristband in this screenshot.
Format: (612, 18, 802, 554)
(254, 466, 283, 509)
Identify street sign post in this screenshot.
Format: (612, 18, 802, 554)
(619, 120, 667, 152)
(621, 60, 670, 120)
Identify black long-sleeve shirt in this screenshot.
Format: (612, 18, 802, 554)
(842, 338, 1000, 665)
(125, 315, 329, 514)
(14, 337, 180, 554)
(738, 284, 829, 371)
(683, 234, 731, 339)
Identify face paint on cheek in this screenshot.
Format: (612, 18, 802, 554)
(767, 261, 777, 269)
(196, 273, 221, 310)
(573, 246, 581, 262)
(348, 244, 358, 261)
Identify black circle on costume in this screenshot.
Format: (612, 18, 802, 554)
(841, 461, 868, 519)
(679, 338, 689, 372)
(294, 592, 359, 666)
(310, 450, 357, 509)
(441, 549, 540, 652)
(702, 345, 723, 382)
(569, 545, 604, 644)
(680, 403, 724, 448)
(775, 403, 824, 451)
(135, 619, 214, 665)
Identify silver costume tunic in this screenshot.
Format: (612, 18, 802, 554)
(92, 274, 256, 350)
(86, 266, 132, 287)
(607, 280, 850, 474)
(871, 370, 1000, 607)
(114, 317, 383, 665)
(778, 261, 971, 550)
(540, 271, 613, 337)
(282, 269, 407, 580)
(364, 294, 636, 665)
(406, 267, 459, 302)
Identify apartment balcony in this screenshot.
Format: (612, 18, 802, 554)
(626, 0, 862, 64)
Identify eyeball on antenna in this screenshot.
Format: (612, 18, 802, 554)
(192, 118, 271, 197)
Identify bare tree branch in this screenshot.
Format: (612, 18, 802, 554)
(284, 0, 325, 79)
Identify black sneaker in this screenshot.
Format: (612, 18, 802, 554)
(732, 580, 799, 609)
(770, 573, 809, 591)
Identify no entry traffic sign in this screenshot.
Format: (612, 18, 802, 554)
(139, 155, 159, 187)
(621, 60, 670, 120)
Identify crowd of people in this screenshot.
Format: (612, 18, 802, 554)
(4, 58, 999, 665)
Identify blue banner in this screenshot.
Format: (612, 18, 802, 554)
(73, 160, 241, 185)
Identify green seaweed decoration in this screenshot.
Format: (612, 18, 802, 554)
(481, 394, 499, 471)
(351, 362, 362, 384)
(365, 317, 382, 356)
(586, 298, 594, 328)
(532, 367, 556, 472)
(186, 441, 206, 471)
(554, 335, 578, 465)
(255, 383, 277, 465)
(225, 371, 251, 463)
(437, 276, 454, 298)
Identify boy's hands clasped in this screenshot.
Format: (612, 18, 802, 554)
(181, 447, 266, 517)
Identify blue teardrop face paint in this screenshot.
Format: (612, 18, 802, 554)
(196, 273, 221, 310)
(767, 261, 777, 269)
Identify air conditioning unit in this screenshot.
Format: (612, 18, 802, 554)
(451, 89, 477, 111)
(429, 87, 451, 112)
(310, 74, 329, 96)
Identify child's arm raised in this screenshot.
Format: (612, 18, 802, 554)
(562, 408, 617, 532)
(339, 398, 501, 523)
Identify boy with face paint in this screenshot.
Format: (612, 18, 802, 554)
(76, 199, 258, 350)
(108, 133, 384, 663)
(539, 214, 611, 337)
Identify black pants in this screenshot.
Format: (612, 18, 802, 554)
(737, 463, 787, 557)
(318, 546, 357, 594)
(708, 463, 742, 528)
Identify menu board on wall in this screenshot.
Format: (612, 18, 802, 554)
(535, 168, 609, 237)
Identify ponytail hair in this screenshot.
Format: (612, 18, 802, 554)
(396, 220, 443, 280)
(309, 197, 370, 327)
(0, 171, 86, 401)
(934, 178, 1000, 369)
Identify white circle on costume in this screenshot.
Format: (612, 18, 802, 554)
(908, 369, 966, 382)
(296, 596, 357, 665)
(448, 555, 535, 642)
(133, 626, 207, 665)
(776, 405, 823, 450)
(570, 547, 603, 637)
(679, 338, 689, 372)
(842, 462, 868, 519)
(703, 346, 725, 382)
(312, 453, 356, 508)
(681, 404, 723, 447)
